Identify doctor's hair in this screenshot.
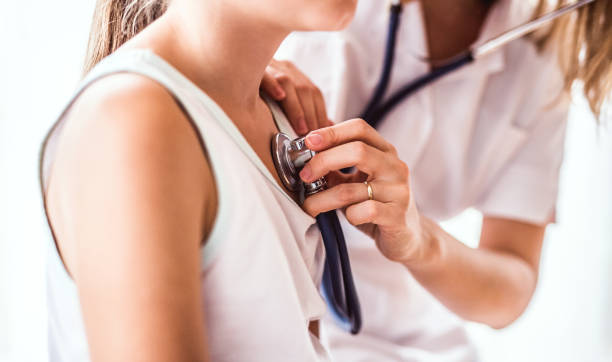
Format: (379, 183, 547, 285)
(84, 0, 168, 74)
(535, 0, 612, 121)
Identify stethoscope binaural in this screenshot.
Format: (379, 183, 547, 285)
(363, 0, 597, 128)
(271, 0, 596, 336)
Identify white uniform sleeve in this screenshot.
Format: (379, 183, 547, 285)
(475, 55, 569, 225)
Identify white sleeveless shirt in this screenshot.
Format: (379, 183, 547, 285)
(40, 49, 331, 362)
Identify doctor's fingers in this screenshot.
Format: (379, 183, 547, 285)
(264, 60, 330, 134)
(302, 181, 410, 217)
(313, 88, 332, 129)
(261, 70, 287, 100)
(304, 118, 397, 155)
(275, 76, 329, 135)
(276, 78, 308, 135)
(345, 200, 406, 228)
(295, 88, 319, 132)
(284, 76, 330, 133)
(299, 142, 408, 183)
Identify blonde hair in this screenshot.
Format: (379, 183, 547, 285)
(83, 0, 168, 74)
(535, 0, 612, 121)
(83, 0, 611, 119)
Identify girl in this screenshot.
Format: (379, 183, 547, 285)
(40, 0, 367, 361)
(261, 0, 612, 360)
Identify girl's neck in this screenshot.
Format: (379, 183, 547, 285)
(150, 1, 289, 115)
(127, 1, 293, 197)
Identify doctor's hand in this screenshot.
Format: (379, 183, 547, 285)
(300, 119, 431, 264)
(262, 59, 332, 135)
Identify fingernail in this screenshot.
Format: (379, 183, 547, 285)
(307, 133, 323, 147)
(300, 164, 312, 181)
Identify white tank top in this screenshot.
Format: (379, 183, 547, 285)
(40, 49, 331, 362)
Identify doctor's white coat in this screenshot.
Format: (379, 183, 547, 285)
(276, 0, 569, 361)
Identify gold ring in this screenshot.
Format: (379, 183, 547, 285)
(365, 181, 374, 201)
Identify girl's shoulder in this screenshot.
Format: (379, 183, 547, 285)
(69, 71, 181, 132)
(49, 71, 215, 220)
(45, 70, 217, 269)
(58, 71, 201, 164)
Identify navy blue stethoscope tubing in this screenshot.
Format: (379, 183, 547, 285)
(364, 53, 474, 127)
(360, 2, 404, 125)
(360, 2, 475, 128)
(317, 210, 362, 334)
(361, 0, 597, 127)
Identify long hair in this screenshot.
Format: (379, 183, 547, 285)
(83, 0, 168, 74)
(83, 0, 611, 120)
(534, 0, 612, 121)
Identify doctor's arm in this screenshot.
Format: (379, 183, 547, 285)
(299, 119, 555, 329)
(408, 216, 545, 329)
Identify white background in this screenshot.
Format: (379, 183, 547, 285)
(1, 1, 611, 361)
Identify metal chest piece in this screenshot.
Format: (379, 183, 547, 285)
(271, 133, 327, 198)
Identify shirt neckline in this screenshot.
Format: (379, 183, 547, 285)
(136, 49, 315, 223)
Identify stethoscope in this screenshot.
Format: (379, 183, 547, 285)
(271, 134, 362, 334)
(271, 0, 596, 335)
(363, 0, 597, 128)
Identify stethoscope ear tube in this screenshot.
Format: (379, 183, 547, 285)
(360, 1, 476, 128)
(360, 2, 403, 124)
(365, 52, 474, 128)
(362, 0, 597, 128)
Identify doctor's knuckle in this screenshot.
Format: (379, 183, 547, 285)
(345, 207, 360, 225)
(398, 184, 411, 202)
(351, 142, 368, 161)
(387, 143, 398, 156)
(337, 184, 356, 203)
(345, 215, 358, 226)
(397, 162, 410, 180)
(296, 84, 312, 95)
(326, 127, 338, 144)
(364, 202, 379, 219)
(274, 73, 291, 84)
(312, 155, 327, 172)
(354, 118, 370, 134)
(302, 199, 317, 217)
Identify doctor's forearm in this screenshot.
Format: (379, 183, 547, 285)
(404, 216, 540, 329)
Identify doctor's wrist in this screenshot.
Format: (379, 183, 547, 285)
(401, 216, 444, 269)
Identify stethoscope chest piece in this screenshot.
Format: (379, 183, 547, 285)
(271, 133, 327, 197)
(271, 133, 300, 192)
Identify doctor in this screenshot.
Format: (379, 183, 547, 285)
(262, 0, 611, 360)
